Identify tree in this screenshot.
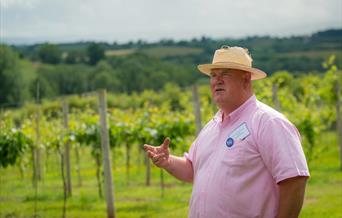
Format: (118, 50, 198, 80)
(37, 64, 91, 96)
(38, 43, 61, 64)
(65, 50, 78, 64)
(87, 43, 105, 65)
(0, 44, 25, 106)
(65, 50, 87, 64)
(90, 61, 120, 92)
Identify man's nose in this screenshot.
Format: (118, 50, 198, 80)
(215, 76, 224, 84)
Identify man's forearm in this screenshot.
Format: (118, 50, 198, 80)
(276, 176, 308, 218)
(163, 155, 194, 183)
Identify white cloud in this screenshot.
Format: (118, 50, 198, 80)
(1, 0, 341, 44)
(0, 0, 41, 9)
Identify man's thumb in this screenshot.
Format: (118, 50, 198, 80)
(162, 137, 170, 149)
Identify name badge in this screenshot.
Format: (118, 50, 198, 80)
(226, 122, 250, 147)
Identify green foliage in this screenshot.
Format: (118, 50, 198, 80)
(0, 44, 27, 106)
(139, 46, 203, 58)
(0, 56, 340, 216)
(321, 55, 342, 103)
(2, 29, 341, 106)
(36, 64, 92, 96)
(38, 43, 62, 64)
(296, 112, 321, 163)
(0, 130, 32, 168)
(0, 54, 339, 176)
(91, 61, 120, 92)
(0, 115, 32, 168)
(0, 132, 340, 217)
(106, 53, 199, 93)
(271, 71, 294, 88)
(65, 49, 87, 64)
(68, 111, 101, 158)
(69, 106, 194, 152)
(166, 83, 192, 111)
(87, 43, 105, 65)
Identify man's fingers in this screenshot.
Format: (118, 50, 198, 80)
(154, 157, 167, 165)
(153, 155, 167, 166)
(147, 151, 155, 158)
(144, 144, 156, 152)
(144, 138, 170, 154)
(153, 152, 166, 160)
(151, 152, 166, 163)
(161, 137, 170, 150)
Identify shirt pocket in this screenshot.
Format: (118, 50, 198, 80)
(220, 140, 247, 166)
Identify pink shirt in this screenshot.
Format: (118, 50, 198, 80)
(186, 95, 310, 218)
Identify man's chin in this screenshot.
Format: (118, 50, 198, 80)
(213, 97, 224, 105)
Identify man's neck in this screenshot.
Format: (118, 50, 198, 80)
(220, 93, 253, 119)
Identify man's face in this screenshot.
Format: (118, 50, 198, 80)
(210, 68, 246, 107)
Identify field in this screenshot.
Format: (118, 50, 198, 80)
(139, 47, 203, 58)
(0, 132, 341, 218)
(105, 49, 136, 57)
(105, 46, 342, 62)
(105, 46, 203, 58)
(278, 49, 342, 60)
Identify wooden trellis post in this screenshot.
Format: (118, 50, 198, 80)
(98, 90, 116, 218)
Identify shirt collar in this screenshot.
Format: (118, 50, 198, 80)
(213, 95, 257, 124)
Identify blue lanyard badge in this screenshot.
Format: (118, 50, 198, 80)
(226, 137, 234, 147)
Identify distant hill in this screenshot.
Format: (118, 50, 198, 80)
(1, 29, 341, 107)
(11, 28, 342, 74)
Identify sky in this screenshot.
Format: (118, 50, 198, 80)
(1, 0, 341, 44)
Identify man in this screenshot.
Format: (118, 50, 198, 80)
(144, 46, 310, 218)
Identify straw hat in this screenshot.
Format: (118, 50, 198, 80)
(197, 46, 267, 80)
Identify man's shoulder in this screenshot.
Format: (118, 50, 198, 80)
(251, 99, 299, 141)
(200, 117, 216, 132)
(252, 100, 290, 124)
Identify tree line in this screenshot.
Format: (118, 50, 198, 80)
(1, 28, 341, 107)
(0, 44, 201, 107)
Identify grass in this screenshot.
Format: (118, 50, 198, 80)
(140, 46, 203, 58)
(0, 145, 191, 218)
(0, 132, 341, 218)
(278, 49, 342, 60)
(300, 131, 342, 218)
(105, 49, 136, 57)
(105, 46, 203, 59)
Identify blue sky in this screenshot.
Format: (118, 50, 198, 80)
(1, 0, 341, 44)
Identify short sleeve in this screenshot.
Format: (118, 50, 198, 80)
(184, 138, 198, 164)
(257, 117, 310, 183)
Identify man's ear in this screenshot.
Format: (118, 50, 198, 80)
(242, 72, 251, 88)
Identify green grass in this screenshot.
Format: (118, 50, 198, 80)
(0, 132, 341, 218)
(278, 49, 342, 60)
(19, 60, 38, 80)
(105, 46, 203, 58)
(300, 132, 342, 218)
(140, 46, 203, 58)
(105, 49, 137, 57)
(0, 145, 191, 218)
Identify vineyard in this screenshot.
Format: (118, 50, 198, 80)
(0, 59, 341, 217)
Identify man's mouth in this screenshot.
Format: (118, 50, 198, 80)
(215, 88, 225, 92)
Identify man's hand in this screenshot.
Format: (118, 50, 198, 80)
(144, 137, 194, 183)
(143, 138, 170, 169)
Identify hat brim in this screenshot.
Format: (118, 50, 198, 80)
(197, 62, 267, 80)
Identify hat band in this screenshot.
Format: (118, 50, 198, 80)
(212, 61, 251, 67)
